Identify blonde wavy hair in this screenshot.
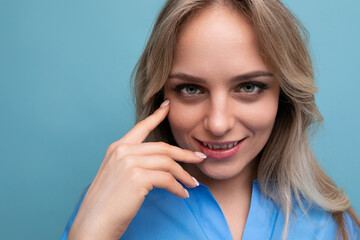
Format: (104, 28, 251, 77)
(131, 0, 360, 239)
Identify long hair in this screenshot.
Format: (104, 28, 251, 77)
(131, 0, 360, 239)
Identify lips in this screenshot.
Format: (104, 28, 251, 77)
(196, 138, 245, 160)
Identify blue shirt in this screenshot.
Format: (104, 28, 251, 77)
(61, 180, 359, 239)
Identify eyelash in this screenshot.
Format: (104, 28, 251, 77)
(172, 82, 269, 98)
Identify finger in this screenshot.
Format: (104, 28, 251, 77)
(123, 155, 198, 188)
(120, 100, 170, 144)
(140, 169, 190, 199)
(119, 142, 207, 163)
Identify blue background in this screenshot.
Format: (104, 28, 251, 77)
(0, 0, 359, 239)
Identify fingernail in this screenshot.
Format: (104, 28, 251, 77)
(160, 100, 170, 108)
(192, 177, 199, 187)
(194, 152, 207, 159)
(184, 189, 190, 198)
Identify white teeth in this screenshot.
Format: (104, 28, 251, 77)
(203, 141, 239, 150)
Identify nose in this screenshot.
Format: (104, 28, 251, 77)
(204, 94, 235, 137)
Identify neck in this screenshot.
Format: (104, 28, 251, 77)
(182, 157, 258, 199)
(182, 158, 259, 240)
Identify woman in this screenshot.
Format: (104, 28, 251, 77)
(62, 0, 360, 239)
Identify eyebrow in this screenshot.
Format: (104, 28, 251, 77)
(168, 71, 274, 84)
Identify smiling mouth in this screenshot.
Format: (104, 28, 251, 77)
(195, 138, 245, 160)
(201, 141, 240, 150)
(195, 139, 244, 150)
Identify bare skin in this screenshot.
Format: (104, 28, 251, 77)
(164, 4, 280, 239)
(68, 101, 206, 240)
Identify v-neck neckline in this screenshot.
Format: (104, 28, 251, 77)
(184, 179, 279, 240)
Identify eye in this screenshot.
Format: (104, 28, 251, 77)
(173, 84, 203, 96)
(183, 85, 200, 95)
(242, 84, 257, 93)
(237, 82, 269, 94)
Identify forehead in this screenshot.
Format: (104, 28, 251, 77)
(171, 4, 267, 81)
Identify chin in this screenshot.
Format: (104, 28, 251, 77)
(196, 158, 248, 180)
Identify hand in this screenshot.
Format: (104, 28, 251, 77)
(68, 100, 206, 240)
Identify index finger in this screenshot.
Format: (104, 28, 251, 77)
(120, 100, 170, 144)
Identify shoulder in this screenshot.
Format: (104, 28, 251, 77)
(286, 198, 360, 239)
(343, 211, 360, 240)
(61, 185, 90, 240)
(257, 181, 360, 239)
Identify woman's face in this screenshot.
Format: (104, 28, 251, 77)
(164, 5, 280, 181)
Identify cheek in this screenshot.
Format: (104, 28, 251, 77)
(167, 101, 204, 144)
(236, 97, 279, 135)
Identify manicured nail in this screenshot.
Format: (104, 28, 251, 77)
(160, 100, 170, 108)
(192, 177, 199, 187)
(194, 152, 207, 159)
(184, 189, 190, 198)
